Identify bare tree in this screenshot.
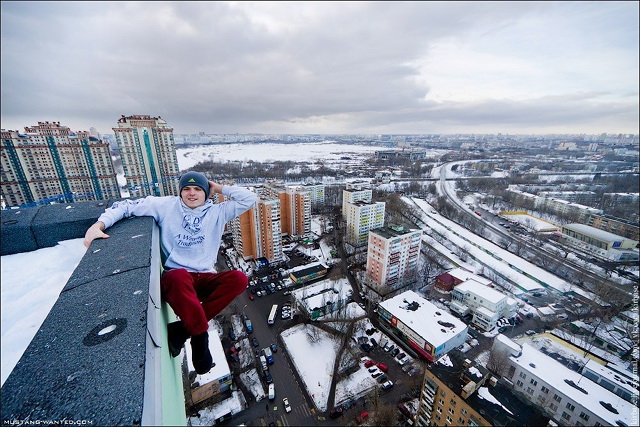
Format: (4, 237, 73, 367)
(486, 348, 512, 378)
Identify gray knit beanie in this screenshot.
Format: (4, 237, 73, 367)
(179, 171, 210, 199)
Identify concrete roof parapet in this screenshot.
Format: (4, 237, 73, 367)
(1, 215, 159, 426)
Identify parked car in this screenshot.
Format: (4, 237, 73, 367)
(364, 360, 375, 368)
(355, 411, 369, 424)
(376, 374, 388, 383)
(360, 343, 372, 352)
(396, 352, 406, 361)
(265, 373, 273, 384)
(270, 343, 278, 353)
(375, 362, 388, 372)
(525, 330, 536, 336)
(252, 337, 260, 348)
(329, 406, 344, 418)
(367, 366, 379, 374)
(228, 330, 236, 341)
(386, 344, 395, 353)
(371, 371, 383, 379)
(391, 348, 400, 357)
(381, 380, 394, 390)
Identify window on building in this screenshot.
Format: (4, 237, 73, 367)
(579, 412, 590, 421)
(566, 403, 575, 411)
(541, 386, 549, 393)
(530, 379, 537, 386)
(519, 372, 527, 379)
(516, 380, 524, 387)
(553, 394, 562, 402)
(450, 399, 456, 406)
(446, 416, 453, 424)
(448, 408, 454, 415)
(550, 403, 558, 411)
(526, 387, 534, 394)
(461, 409, 467, 416)
(561, 412, 571, 420)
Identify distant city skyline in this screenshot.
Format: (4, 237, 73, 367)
(1, 2, 638, 135)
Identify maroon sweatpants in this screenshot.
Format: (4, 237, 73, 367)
(161, 268, 248, 336)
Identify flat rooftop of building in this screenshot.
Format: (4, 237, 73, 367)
(447, 268, 493, 286)
(289, 263, 327, 278)
(427, 350, 548, 426)
(510, 342, 636, 426)
(370, 225, 420, 239)
(378, 290, 467, 348)
(455, 280, 506, 305)
(563, 223, 637, 243)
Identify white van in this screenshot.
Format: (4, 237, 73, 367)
(260, 355, 268, 371)
(268, 383, 275, 400)
(379, 337, 388, 349)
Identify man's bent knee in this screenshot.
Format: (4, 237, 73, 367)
(228, 270, 248, 293)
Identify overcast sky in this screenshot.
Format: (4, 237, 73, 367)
(1, 1, 638, 135)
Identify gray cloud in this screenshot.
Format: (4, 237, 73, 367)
(1, 1, 638, 134)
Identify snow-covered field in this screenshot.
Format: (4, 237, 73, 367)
(176, 142, 383, 170)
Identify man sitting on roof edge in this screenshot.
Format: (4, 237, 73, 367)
(83, 171, 257, 375)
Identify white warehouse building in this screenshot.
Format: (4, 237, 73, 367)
(451, 280, 517, 332)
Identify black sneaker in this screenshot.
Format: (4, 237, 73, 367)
(191, 331, 215, 375)
(167, 321, 189, 358)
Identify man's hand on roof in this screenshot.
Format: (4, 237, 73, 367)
(83, 221, 109, 248)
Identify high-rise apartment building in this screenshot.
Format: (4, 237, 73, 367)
(365, 225, 421, 292)
(298, 183, 325, 211)
(1, 121, 119, 207)
(263, 181, 312, 239)
(345, 201, 385, 246)
(231, 189, 284, 263)
(342, 184, 372, 217)
(113, 115, 180, 197)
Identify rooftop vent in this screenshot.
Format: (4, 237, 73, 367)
(529, 363, 536, 368)
(600, 401, 618, 414)
(402, 299, 420, 311)
(564, 379, 588, 395)
(435, 311, 441, 316)
(437, 320, 455, 328)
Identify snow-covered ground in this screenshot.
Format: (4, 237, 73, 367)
(280, 323, 341, 412)
(0, 238, 86, 386)
(175, 142, 383, 171)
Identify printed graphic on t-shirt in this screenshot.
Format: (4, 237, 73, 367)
(182, 212, 206, 235)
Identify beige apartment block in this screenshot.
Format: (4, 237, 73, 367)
(1, 121, 119, 207)
(113, 115, 180, 197)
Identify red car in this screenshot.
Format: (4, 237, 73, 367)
(356, 412, 369, 424)
(375, 362, 388, 372)
(249, 294, 255, 301)
(364, 360, 374, 368)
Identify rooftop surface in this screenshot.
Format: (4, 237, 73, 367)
(447, 267, 493, 286)
(427, 350, 548, 426)
(454, 280, 507, 305)
(511, 342, 636, 426)
(379, 290, 467, 348)
(563, 222, 637, 243)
